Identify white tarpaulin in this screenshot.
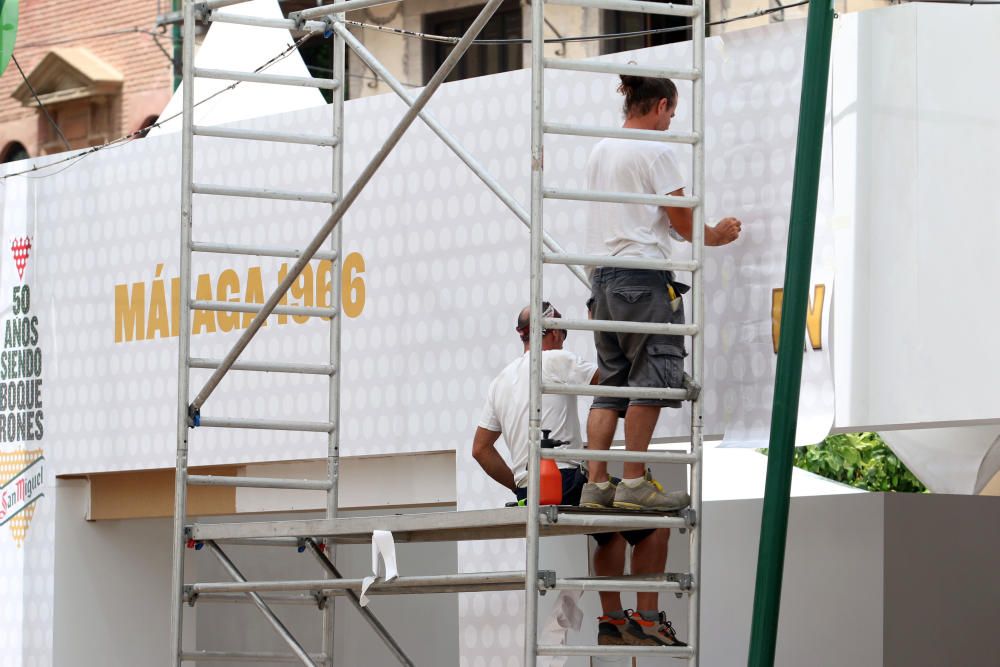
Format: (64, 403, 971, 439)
(147, 0, 325, 136)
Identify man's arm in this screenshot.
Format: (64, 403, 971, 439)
(662, 187, 742, 246)
(472, 427, 517, 494)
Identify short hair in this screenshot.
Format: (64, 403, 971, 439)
(516, 302, 562, 342)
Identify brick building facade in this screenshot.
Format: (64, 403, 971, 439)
(0, 0, 173, 162)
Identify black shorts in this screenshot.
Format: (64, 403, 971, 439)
(515, 467, 654, 547)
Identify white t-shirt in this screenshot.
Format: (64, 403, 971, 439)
(584, 138, 687, 261)
(478, 349, 598, 488)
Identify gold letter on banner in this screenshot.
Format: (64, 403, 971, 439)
(771, 284, 825, 353)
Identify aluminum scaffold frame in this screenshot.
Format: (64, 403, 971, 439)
(526, 0, 706, 663)
(170, 0, 704, 665)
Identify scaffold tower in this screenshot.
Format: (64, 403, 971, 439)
(170, 0, 706, 665)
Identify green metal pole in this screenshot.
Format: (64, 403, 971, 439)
(746, 1, 835, 666)
(172, 0, 182, 90)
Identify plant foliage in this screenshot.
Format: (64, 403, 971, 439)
(760, 432, 928, 493)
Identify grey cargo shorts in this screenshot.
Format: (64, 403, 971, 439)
(586, 267, 688, 413)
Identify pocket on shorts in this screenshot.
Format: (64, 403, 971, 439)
(611, 286, 652, 304)
(648, 343, 686, 388)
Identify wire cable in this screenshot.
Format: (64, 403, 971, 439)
(10, 54, 72, 152)
(1, 33, 316, 182)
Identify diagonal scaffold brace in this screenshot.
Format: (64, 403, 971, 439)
(187, 0, 507, 415)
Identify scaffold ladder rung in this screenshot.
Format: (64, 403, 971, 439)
(548, 577, 689, 594)
(197, 417, 336, 433)
(192, 184, 341, 204)
(291, 0, 401, 21)
(189, 357, 336, 375)
(190, 241, 338, 261)
(193, 67, 340, 89)
(192, 125, 340, 147)
(543, 122, 699, 145)
(546, 0, 700, 18)
(543, 57, 700, 81)
(542, 383, 693, 401)
(541, 448, 697, 465)
(537, 645, 695, 658)
(191, 300, 337, 319)
(543, 317, 698, 336)
(180, 650, 327, 663)
(543, 251, 698, 272)
(188, 475, 333, 490)
(544, 187, 699, 208)
(201, 0, 256, 11)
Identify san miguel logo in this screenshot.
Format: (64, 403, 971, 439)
(0, 453, 43, 547)
(11, 236, 31, 280)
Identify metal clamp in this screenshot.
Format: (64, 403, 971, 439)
(538, 570, 556, 591)
(184, 586, 199, 607)
(681, 508, 697, 528)
(683, 373, 702, 400)
(541, 506, 559, 524)
(312, 591, 329, 610)
(188, 405, 201, 428)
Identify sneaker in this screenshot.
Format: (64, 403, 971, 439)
(580, 480, 617, 509)
(612, 471, 690, 511)
(624, 610, 688, 647)
(597, 611, 629, 646)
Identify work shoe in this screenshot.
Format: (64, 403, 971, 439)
(597, 611, 629, 645)
(624, 610, 688, 647)
(579, 480, 617, 509)
(612, 471, 689, 511)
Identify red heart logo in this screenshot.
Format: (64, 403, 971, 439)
(11, 237, 31, 281)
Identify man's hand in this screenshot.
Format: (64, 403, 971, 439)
(708, 217, 742, 246)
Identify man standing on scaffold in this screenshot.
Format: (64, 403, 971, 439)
(579, 73, 742, 637)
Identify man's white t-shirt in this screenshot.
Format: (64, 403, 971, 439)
(584, 138, 687, 261)
(478, 349, 598, 488)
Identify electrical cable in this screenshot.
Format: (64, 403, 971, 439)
(1, 32, 315, 182)
(10, 54, 72, 152)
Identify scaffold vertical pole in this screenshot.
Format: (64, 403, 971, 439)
(689, 0, 706, 664)
(323, 3, 346, 664)
(169, 1, 196, 664)
(525, 0, 546, 664)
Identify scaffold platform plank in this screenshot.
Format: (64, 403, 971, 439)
(188, 506, 688, 544)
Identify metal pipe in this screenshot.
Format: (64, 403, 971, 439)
(545, 316, 698, 336)
(197, 417, 336, 432)
(207, 12, 329, 33)
(544, 251, 697, 272)
(189, 357, 336, 375)
(169, 4, 196, 664)
(205, 542, 317, 666)
(200, 0, 254, 10)
(192, 570, 533, 595)
(689, 0, 707, 663)
(537, 645, 694, 657)
(544, 57, 699, 81)
(193, 67, 340, 89)
(551, 577, 684, 593)
(323, 13, 346, 662)
(541, 448, 696, 464)
(305, 539, 414, 667)
(525, 0, 546, 662)
(542, 383, 690, 400)
(546, 0, 700, 17)
(193, 125, 340, 146)
(293, 0, 400, 21)
(545, 514, 688, 531)
(192, 593, 321, 606)
(188, 475, 332, 490)
(180, 651, 327, 663)
(192, 184, 340, 204)
(190, 0, 506, 412)
(191, 300, 338, 318)
(544, 122, 698, 145)
(190, 241, 338, 261)
(331, 23, 590, 289)
(545, 187, 698, 208)
(747, 1, 834, 665)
